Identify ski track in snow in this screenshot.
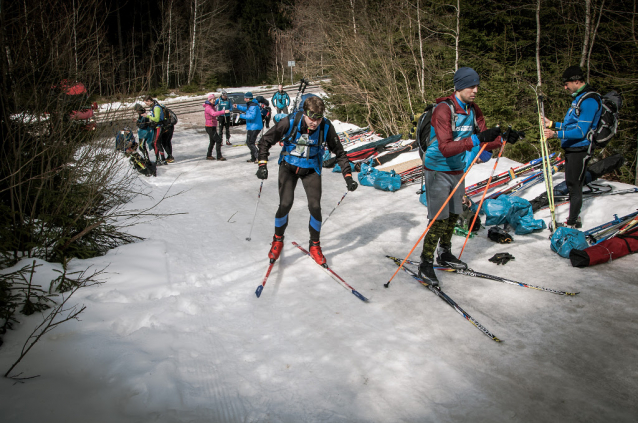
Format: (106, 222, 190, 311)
(1, 114, 637, 422)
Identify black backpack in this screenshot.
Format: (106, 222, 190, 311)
(575, 90, 622, 149)
(157, 102, 178, 127)
(415, 100, 477, 158)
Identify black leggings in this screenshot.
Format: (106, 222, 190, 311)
(218, 117, 231, 140)
(564, 148, 590, 222)
(275, 162, 322, 241)
(161, 125, 174, 157)
(206, 126, 222, 158)
(246, 130, 260, 161)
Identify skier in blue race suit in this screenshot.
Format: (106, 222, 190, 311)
(542, 66, 602, 229)
(234, 92, 263, 162)
(255, 96, 358, 266)
(215, 90, 233, 145)
(271, 85, 291, 114)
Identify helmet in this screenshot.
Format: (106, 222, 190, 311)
(221, 90, 228, 96)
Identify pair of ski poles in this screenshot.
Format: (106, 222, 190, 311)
(245, 183, 350, 241)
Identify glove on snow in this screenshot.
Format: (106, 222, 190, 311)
(488, 226, 513, 243)
(256, 163, 268, 180)
(488, 252, 515, 265)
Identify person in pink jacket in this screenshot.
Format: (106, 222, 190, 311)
(204, 93, 230, 160)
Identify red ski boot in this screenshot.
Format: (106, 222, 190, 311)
(309, 240, 326, 266)
(268, 235, 284, 261)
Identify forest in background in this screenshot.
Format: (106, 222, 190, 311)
(1, 0, 638, 268)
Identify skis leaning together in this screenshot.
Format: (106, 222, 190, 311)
(254, 242, 368, 302)
(386, 256, 501, 342)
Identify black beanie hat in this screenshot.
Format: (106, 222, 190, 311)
(562, 66, 585, 83)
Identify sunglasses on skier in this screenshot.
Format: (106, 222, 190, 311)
(305, 110, 323, 120)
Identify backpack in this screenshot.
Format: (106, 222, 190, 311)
(157, 103, 178, 126)
(575, 90, 622, 149)
(416, 100, 477, 158)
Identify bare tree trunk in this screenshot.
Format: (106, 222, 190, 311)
(96, 27, 102, 96)
(455, 0, 460, 71)
(580, 0, 591, 68)
(417, 0, 425, 96)
(167, 0, 172, 87)
(73, 0, 78, 76)
(188, 0, 198, 85)
(116, 3, 124, 89)
(536, 0, 542, 87)
(586, 0, 605, 82)
(350, 0, 357, 35)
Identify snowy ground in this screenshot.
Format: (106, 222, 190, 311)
(1, 114, 637, 423)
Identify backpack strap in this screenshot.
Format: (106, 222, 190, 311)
(574, 91, 602, 117)
(282, 111, 305, 144)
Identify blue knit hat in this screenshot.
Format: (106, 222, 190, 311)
(454, 67, 480, 91)
(244, 92, 253, 99)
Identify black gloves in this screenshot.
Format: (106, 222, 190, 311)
(476, 127, 502, 144)
(505, 129, 525, 145)
(489, 253, 515, 265)
(488, 226, 513, 243)
(345, 175, 358, 191)
(256, 163, 268, 180)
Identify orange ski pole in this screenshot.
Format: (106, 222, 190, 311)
(384, 143, 488, 288)
(459, 131, 509, 259)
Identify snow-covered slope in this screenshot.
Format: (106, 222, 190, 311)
(1, 118, 636, 423)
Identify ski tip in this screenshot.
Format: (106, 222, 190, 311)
(352, 290, 369, 302)
(255, 285, 263, 298)
(493, 337, 503, 343)
(566, 291, 580, 296)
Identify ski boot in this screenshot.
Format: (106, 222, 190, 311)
(268, 235, 284, 262)
(166, 156, 175, 163)
(309, 240, 327, 266)
(436, 246, 468, 270)
(418, 256, 439, 287)
(563, 217, 582, 229)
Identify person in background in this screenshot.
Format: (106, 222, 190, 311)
(144, 95, 174, 164)
(233, 92, 263, 163)
(215, 90, 233, 145)
(271, 85, 290, 114)
(134, 104, 156, 161)
(204, 93, 230, 161)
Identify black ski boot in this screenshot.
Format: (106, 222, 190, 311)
(436, 247, 468, 270)
(418, 256, 439, 287)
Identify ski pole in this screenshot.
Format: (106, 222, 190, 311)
(323, 191, 348, 225)
(246, 181, 264, 241)
(459, 128, 510, 259)
(533, 87, 557, 231)
(385, 143, 488, 288)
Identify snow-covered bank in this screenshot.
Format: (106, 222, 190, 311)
(1, 117, 637, 423)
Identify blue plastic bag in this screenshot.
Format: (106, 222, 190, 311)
(358, 160, 378, 186)
(473, 195, 546, 235)
(550, 227, 589, 258)
(373, 170, 401, 192)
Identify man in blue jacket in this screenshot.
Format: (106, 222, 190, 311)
(543, 66, 602, 228)
(271, 85, 291, 114)
(234, 92, 263, 162)
(215, 90, 233, 145)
